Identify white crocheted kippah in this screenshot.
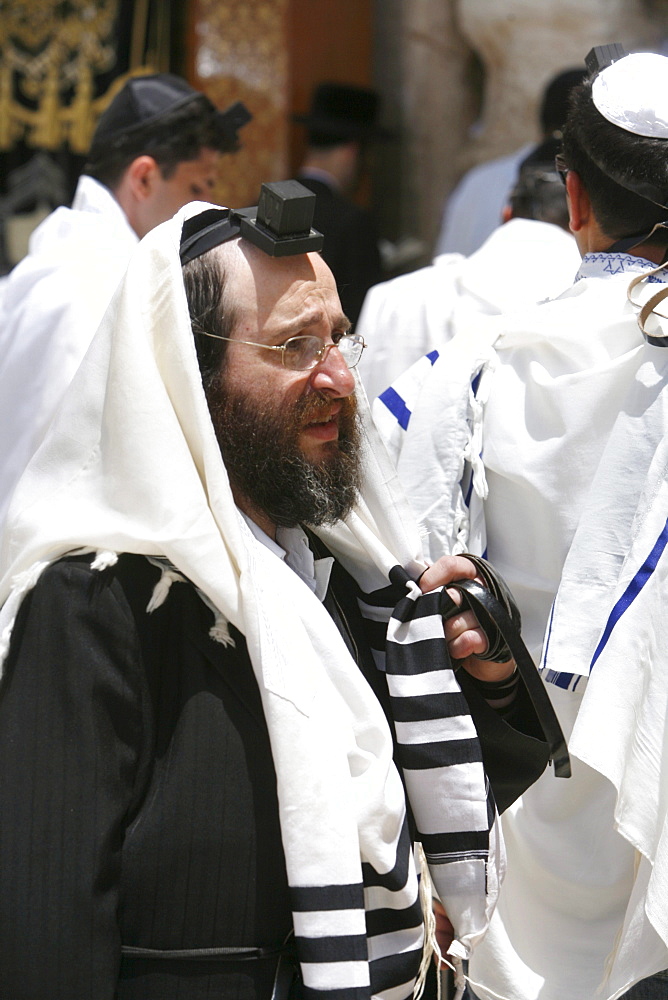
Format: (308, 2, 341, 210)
(593, 52, 668, 139)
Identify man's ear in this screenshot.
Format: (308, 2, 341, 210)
(125, 155, 161, 202)
(501, 204, 513, 224)
(565, 170, 590, 232)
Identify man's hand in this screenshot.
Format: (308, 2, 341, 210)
(418, 555, 516, 683)
(433, 898, 454, 962)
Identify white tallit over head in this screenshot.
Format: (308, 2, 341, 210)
(0, 202, 504, 998)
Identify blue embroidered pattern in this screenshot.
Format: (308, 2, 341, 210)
(575, 253, 667, 284)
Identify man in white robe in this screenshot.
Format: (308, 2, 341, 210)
(0, 74, 250, 530)
(357, 142, 580, 403)
(433, 69, 584, 257)
(373, 47, 668, 1000)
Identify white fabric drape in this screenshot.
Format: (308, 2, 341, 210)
(358, 218, 579, 402)
(373, 249, 668, 1000)
(0, 203, 503, 998)
(0, 176, 138, 532)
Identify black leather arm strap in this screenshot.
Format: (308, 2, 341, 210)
(441, 558, 571, 779)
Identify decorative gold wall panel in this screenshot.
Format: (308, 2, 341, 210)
(189, 0, 289, 209)
(0, 0, 128, 153)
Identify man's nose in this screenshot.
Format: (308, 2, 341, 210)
(309, 344, 356, 396)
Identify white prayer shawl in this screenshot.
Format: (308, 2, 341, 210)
(541, 397, 668, 999)
(373, 251, 668, 1000)
(434, 146, 532, 257)
(0, 204, 504, 1000)
(372, 331, 498, 564)
(358, 219, 580, 402)
(0, 175, 138, 531)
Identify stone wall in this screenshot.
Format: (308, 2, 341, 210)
(373, 0, 668, 260)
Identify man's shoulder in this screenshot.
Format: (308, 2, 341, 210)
(16, 176, 135, 266)
(37, 552, 161, 602)
(32, 552, 223, 643)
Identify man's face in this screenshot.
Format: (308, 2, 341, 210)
(143, 147, 221, 234)
(207, 245, 362, 530)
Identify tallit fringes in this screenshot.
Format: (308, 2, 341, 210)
(146, 566, 187, 614)
(464, 373, 490, 504)
(90, 550, 119, 572)
(448, 940, 469, 1000)
(414, 843, 441, 1000)
(209, 613, 235, 648)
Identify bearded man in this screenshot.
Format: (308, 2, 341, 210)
(0, 196, 556, 1000)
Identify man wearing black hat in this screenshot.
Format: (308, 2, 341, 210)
(295, 82, 387, 324)
(0, 73, 251, 531)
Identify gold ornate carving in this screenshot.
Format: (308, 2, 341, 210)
(190, 0, 290, 208)
(0, 1, 148, 153)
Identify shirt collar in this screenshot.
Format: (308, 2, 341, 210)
(240, 513, 334, 601)
(575, 251, 668, 283)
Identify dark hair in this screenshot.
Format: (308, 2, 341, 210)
(182, 249, 237, 391)
(85, 96, 231, 189)
(306, 129, 361, 150)
(540, 68, 586, 136)
(508, 137, 570, 230)
(562, 79, 668, 245)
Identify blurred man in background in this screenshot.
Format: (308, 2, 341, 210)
(435, 67, 584, 256)
(375, 46, 668, 1000)
(0, 73, 250, 529)
(358, 135, 579, 401)
(295, 82, 387, 323)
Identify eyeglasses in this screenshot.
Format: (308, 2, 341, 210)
(196, 329, 366, 371)
(555, 153, 569, 187)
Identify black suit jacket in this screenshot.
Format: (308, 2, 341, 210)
(297, 175, 383, 324)
(0, 552, 548, 999)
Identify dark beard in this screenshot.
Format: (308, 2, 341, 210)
(209, 382, 362, 528)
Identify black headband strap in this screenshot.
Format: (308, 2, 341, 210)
(179, 208, 242, 266)
(179, 181, 325, 266)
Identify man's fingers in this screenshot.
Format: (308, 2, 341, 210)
(418, 555, 477, 594)
(433, 899, 455, 960)
(444, 605, 489, 659)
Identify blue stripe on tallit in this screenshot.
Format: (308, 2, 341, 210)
(378, 386, 411, 430)
(543, 668, 583, 692)
(541, 603, 583, 689)
(544, 516, 668, 691)
(589, 514, 668, 669)
(378, 350, 440, 431)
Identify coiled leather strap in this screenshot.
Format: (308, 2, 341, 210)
(441, 557, 571, 779)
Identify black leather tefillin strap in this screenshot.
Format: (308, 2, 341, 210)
(441, 554, 571, 779)
(121, 932, 299, 1000)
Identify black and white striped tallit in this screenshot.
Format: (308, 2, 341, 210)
(0, 202, 503, 1000)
